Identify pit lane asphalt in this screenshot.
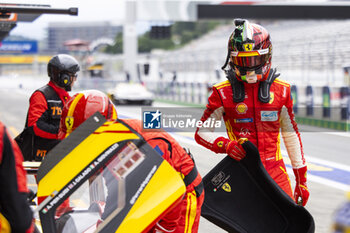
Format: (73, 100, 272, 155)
(0, 88, 348, 233)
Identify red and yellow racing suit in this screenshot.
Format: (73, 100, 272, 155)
(123, 119, 204, 233)
(195, 78, 306, 199)
(0, 121, 33, 233)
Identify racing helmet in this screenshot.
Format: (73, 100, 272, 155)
(59, 90, 117, 139)
(225, 19, 272, 82)
(47, 54, 80, 91)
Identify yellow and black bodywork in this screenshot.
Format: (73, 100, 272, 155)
(36, 113, 186, 233)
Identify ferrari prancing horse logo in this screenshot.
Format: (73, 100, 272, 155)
(222, 182, 231, 192)
(244, 43, 254, 51)
(217, 140, 224, 148)
(65, 116, 74, 130)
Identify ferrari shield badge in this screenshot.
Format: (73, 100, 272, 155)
(243, 43, 254, 51)
(222, 182, 231, 192)
(65, 116, 74, 131)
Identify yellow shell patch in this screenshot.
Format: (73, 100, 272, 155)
(236, 103, 248, 114)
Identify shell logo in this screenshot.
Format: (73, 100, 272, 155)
(236, 103, 248, 114)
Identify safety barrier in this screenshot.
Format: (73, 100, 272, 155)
(74, 78, 350, 130)
(146, 81, 350, 130)
(146, 80, 350, 121)
(291, 85, 350, 121)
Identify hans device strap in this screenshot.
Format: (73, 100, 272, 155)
(226, 68, 245, 103)
(258, 68, 280, 103)
(227, 68, 280, 103)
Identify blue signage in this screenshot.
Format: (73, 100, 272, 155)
(0, 41, 38, 54)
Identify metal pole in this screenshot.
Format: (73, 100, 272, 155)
(123, 1, 138, 82)
(0, 6, 78, 15)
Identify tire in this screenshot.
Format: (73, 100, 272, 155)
(144, 100, 153, 106)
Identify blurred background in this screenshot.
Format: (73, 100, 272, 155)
(2, 0, 350, 125)
(1, 0, 350, 232)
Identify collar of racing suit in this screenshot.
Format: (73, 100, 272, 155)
(48, 81, 70, 104)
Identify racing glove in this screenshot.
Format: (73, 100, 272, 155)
(293, 166, 310, 206)
(226, 138, 247, 161)
(212, 137, 247, 161)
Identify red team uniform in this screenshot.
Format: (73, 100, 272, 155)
(196, 78, 304, 198)
(0, 122, 33, 233)
(195, 19, 309, 206)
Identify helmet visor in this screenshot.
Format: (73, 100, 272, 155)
(230, 48, 270, 71)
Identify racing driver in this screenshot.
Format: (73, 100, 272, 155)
(195, 19, 310, 206)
